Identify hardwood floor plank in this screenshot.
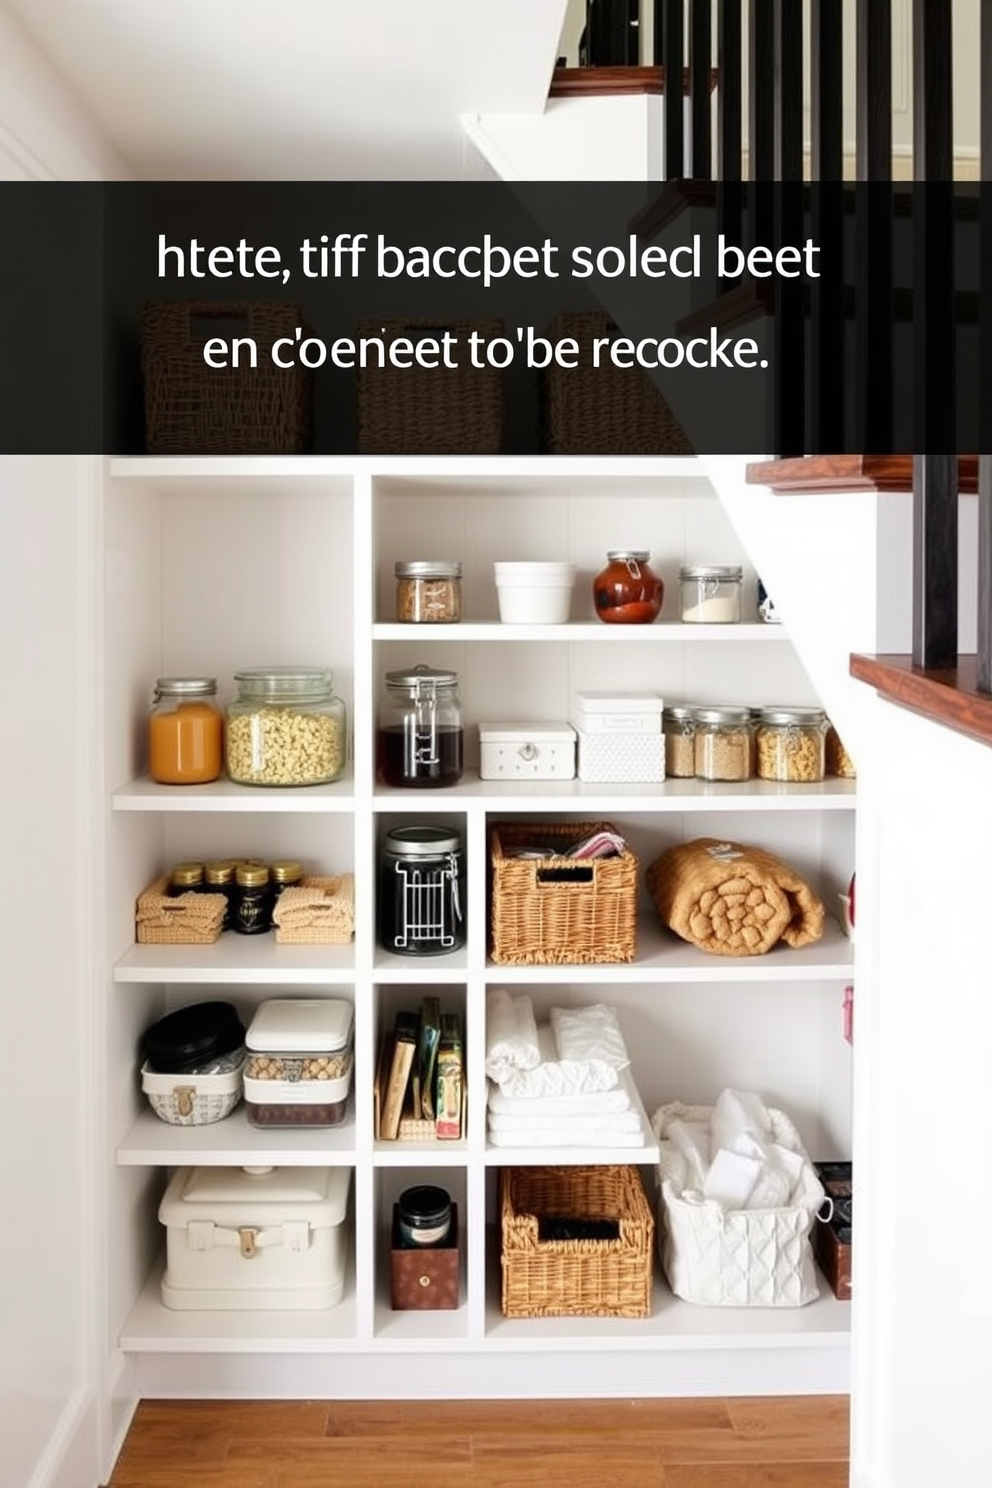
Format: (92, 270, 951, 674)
(325, 1398, 732, 1438)
(227, 1434, 473, 1469)
(661, 1467, 849, 1487)
(726, 1396, 850, 1458)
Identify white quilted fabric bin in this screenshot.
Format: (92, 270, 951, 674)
(651, 1100, 826, 1307)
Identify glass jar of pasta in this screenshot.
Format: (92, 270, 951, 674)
(755, 707, 828, 783)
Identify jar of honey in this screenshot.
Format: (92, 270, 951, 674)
(149, 678, 223, 785)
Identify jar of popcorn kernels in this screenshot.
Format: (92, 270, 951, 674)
(226, 667, 346, 786)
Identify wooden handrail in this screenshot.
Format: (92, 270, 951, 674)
(746, 455, 980, 495)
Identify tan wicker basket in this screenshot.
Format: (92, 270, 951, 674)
(356, 318, 504, 453)
(500, 1165, 654, 1318)
(141, 300, 312, 454)
(541, 312, 693, 455)
(135, 875, 226, 945)
(490, 821, 638, 965)
(272, 874, 355, 945)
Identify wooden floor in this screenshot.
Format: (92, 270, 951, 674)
(105, 1397, 850, 1487)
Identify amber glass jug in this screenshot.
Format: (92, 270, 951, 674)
(592, 551, 663, 624)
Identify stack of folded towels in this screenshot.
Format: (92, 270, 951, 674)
(666, 1088, 806, 1209)
(485, 989, 644, 1148)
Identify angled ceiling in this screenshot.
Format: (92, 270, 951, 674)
(4, 0, 569, 179)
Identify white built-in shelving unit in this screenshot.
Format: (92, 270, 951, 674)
(103, 454, 854, 1399)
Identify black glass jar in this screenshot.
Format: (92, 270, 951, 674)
(397, 1185, 452, 1248)
(377, 825, 465, 956)
(377, 665, 464, 788)
(232, 861, 273, 935)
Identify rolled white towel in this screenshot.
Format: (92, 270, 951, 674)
(485, 989, 541, 1084)
(488, 1031, 632, 1116)
(550, 1003, 630, 1071)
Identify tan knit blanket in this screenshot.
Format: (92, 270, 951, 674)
(645, 838, 825, 956)
(272, 873, 355, 944)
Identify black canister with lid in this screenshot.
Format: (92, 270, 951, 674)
(397, 1185, 452, 1248)
(377, 825, 465, 955)
(143, 1000, 246, 1074)
(232, 862, 273, 934)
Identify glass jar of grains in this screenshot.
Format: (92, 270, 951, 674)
(395, 560, 462, 623)
(662, 705, 696, 778)
(693, 706, 754, 782)
(756, 707, 828, 783)
(226, 667, 346, 786)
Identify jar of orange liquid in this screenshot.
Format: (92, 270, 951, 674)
(148, 678, 223, 784)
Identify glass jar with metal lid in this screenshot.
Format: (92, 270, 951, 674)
(592, 550, 663, 624)
(204, 858, 239, 928)
(270, 859, 304, 903)
(167, 861, 207, 896)
(225, 666, 346, 786)
(377, 665, 464, 788)
(148, 677, 223, 784)
(680, 566, 744, 623)
(231, 861, 273, 935)
(395, 560, 462, 623)
(693, 705, 754, 781)
(377, 825, 465, 955)
(662, 705, 696, 778)
(755, 706, 829, 783)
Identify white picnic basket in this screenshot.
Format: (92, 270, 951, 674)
(651, 1100, 826, 1307)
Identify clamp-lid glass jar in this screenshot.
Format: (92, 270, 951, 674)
(377, 665, 464, 788)
(680, 566, 743, 623)
(662, 705, 696, 779)
(148, 677, 223, 784)
(226, 667, 346, 786)
(377, 825, 465, 955)
(593, 550, 663, 624)
(395, 560, 462, 623)
(693, 705, 754, 781)
(755, 706, 828, 782)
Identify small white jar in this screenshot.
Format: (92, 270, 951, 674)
(680, 566, 743, 623)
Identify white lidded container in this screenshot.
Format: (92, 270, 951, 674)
(478, 721, 576, 780)
(244, 998, 354, 1128)
(159, 1164, 351, 1311)
(493, 561, 576, 624)
(571, 690, 665, 784)
(141, 1050, 245, 1126)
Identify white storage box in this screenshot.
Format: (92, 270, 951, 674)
(575, 730, 666, 784)
(141, 1052, 244, 1126)
(245, 998, 354, 1128)
(159, 1164, 351, 1310)
(571, 690, 664, 735)
(651, 1101, 825, 1307)
(478, 721, 576, 780)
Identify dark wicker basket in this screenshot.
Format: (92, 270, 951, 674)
(356, 317, 504, 454)
(541, 311, 693, 455)
(141, 300, 312, 454)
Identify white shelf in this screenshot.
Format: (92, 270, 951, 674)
(373, 1139, 469, 1165)
(114, 938, 355, 985)
(487, 917, 853, 984)
(117, 1105, 357, 1166)
(112, 774, 355, 812)
(373, 946, 469, 980)
(110, 455, 708, 484)
(374, 773, 856, 812)
(373, 621, 786, 643)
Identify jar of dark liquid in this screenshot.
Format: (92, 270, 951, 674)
(377, 665, 464, 788)
(378, 826, 465, 956)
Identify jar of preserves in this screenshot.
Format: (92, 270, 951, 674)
(395, 560, 463, 623)
(593, 550, 663, 624)
(225, 667, 346, 786)
(148, 677, 223, 784)
(662, 705, 696, 778)
(377, 825, 465, 955)
(377, 665, 464, 789)
(270, 859, 304, 902)
(231, 861, 273, 935)
(693, 706, 754, 781)
(397, 1185, 452, 1248)
(756, 707, 828, 783)
(167, 861, 207, 896)
(204, 858, 239, 928)
(680, 566, 743, 623)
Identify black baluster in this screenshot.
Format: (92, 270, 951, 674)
(629, 0, 640, 66)
(689, 0, 712, 178)
(664, 0, 684, 178)
(772, 0, 805, 454)
(854, 0, 893, 453)
(810, 0, 845, 450)
(717, 0, 743, 294)
(772, 0, 802, 183)
(979, 0, 992, 691)
(653, 0, 665, 65)
(911, 0, 956, 670)
(749, 0, 775, 182)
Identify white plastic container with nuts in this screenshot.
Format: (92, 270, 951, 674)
(226, 667, 347, 786)
(244, 997, 354, 1127)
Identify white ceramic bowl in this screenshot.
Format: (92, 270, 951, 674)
(494, 562, 576, 624)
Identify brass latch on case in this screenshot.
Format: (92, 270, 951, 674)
(239, 1227, 259, 1258)
(174, 1086, 195, 1117)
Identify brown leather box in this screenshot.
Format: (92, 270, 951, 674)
(390, 1204, 460, 1310)
(814, 1162, 852, 1301)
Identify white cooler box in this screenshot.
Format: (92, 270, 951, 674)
(571, 691, 665, 784)
(478, 721, 576, 780)
(159, 1164, 351, 1310)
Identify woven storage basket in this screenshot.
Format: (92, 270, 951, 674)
(541, 312, 693, 455)
(356, 318, 504, 453)
(272, 873, 355, 945)
(141, 1056, 244, 1126)
(651, 1100, 826, 1307)
(500, 1165, 654, 1318)
(490, 821, 638, 965)
(135, 875, 226, 946)
(141, 300, 312, 454)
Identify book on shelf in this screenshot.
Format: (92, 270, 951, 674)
(435, 1011, 463, 1140)
(417, 996, 442, 1120)
(379, 1010, 418, 1141)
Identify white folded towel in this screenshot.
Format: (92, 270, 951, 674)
(485, 989, 541, 1084)
(550, 1003, 630, 1070)
(488, 1038, 632, 1117)
(702, 1146, 762, 1208)
(710, 1088, 772, 1156)
(666, 1119, 711, 1191)
(489, 1024, 621, 1098)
